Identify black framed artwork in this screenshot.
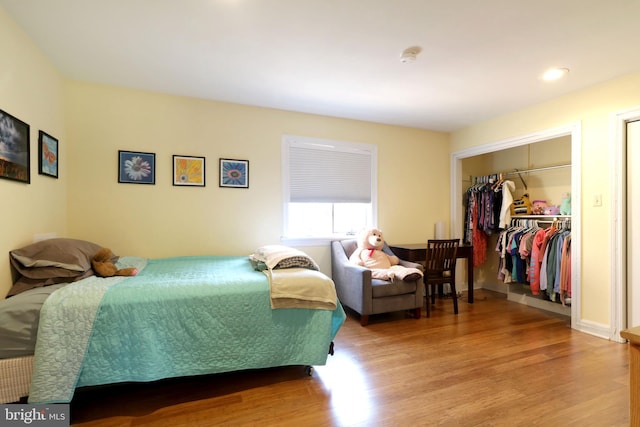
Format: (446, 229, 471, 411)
(219, 158, 249, 188)
(173, 155, 205, 187)
(0, 109, 30, 183)
(38, 131, 59, 178)
(118, 150, 155, 184)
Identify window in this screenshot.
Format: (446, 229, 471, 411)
(282, 135, 377, 243)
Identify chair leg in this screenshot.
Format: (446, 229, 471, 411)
(425, 283, 431, 318)
(451, 280, 459, 315)
(360, 315, 369, 326)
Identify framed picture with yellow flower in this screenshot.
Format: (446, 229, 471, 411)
(173, 155, 205, 187)
(118, 150, 155, 184)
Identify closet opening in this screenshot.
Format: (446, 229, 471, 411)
(451, 123, 581, 332)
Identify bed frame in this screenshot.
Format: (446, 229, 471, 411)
(0, 356, 32, 403)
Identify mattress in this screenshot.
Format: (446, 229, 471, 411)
(0, 283, 66, 359)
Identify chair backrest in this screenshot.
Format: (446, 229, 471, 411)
(424, 239, 460, 274)
(339, 239, 359, 259)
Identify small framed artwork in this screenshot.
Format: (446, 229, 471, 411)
(173, 155, 205, 187)
(38, 131, 59, 178)
(0, 109, 30, 183)
(118, 150, 155, 184)
(219, 158, 249, 188)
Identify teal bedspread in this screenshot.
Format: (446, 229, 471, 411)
(29, 256, 345, 403)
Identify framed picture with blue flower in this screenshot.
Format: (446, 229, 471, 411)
(219, 158, 249, 188)
(118, 150, 155, 184)
(173, 155, 205, 187)
(38, 131, 58, 178)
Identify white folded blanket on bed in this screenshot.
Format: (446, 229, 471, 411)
(250, 245, 320, 270)
(264, 268, 337, 310)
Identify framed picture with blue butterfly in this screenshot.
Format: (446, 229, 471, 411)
(38, 130, 59, 178)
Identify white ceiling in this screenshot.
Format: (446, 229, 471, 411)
(3, 0, 640, 132)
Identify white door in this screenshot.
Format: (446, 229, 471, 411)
(628, 120, 640, 327)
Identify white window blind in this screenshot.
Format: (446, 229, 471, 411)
(285, 136, 374, 203)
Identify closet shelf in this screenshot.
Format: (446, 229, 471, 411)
(511, 214, 571, 219)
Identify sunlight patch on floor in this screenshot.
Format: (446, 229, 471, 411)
(314, 351, 375, 425)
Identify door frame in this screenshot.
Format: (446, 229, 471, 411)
(612, 106, 640, 341)
(451, 122, 582, 331)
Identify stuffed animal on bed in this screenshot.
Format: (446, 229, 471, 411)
(349, 228, 423, 282)
(92, 248, 138, 277)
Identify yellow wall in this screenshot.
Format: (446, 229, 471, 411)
(1, 4, 449, 296)
(452, 72, 640, 326)
(0, 8, 67, 297)
(63, 81, 449, 281)
(1, 5, 450, 297)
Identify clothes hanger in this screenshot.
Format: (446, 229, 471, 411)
(491, 172, 505, 190)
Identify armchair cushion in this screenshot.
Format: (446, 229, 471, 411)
(371, 279, 417, 298)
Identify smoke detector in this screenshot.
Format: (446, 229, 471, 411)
(400, 46, 422, 63)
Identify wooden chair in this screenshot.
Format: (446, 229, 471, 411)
(424, 239, 460, 317)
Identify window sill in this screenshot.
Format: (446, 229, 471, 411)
(280, 234, 356, 247)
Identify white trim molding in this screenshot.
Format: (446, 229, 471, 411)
(610, 106, 640, 342)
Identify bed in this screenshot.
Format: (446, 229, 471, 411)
(0, 239, 345, 404)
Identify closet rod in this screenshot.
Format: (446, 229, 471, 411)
(505, 164, 571, 175)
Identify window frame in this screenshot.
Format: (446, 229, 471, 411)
(281, 134, 378, 245)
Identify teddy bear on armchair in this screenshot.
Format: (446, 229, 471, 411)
(349, 228, 423, 282)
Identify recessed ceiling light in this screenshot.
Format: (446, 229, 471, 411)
(400, 46, 422, 63)
(542, 67, 569, 81)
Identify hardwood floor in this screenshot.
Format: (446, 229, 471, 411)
(69, 290, 630, 426)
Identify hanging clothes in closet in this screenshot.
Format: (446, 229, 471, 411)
(496, 218, 571, 305)
(463, 174, 515, 267)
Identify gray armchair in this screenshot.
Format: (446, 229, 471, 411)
(331, 239, 424, 326)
